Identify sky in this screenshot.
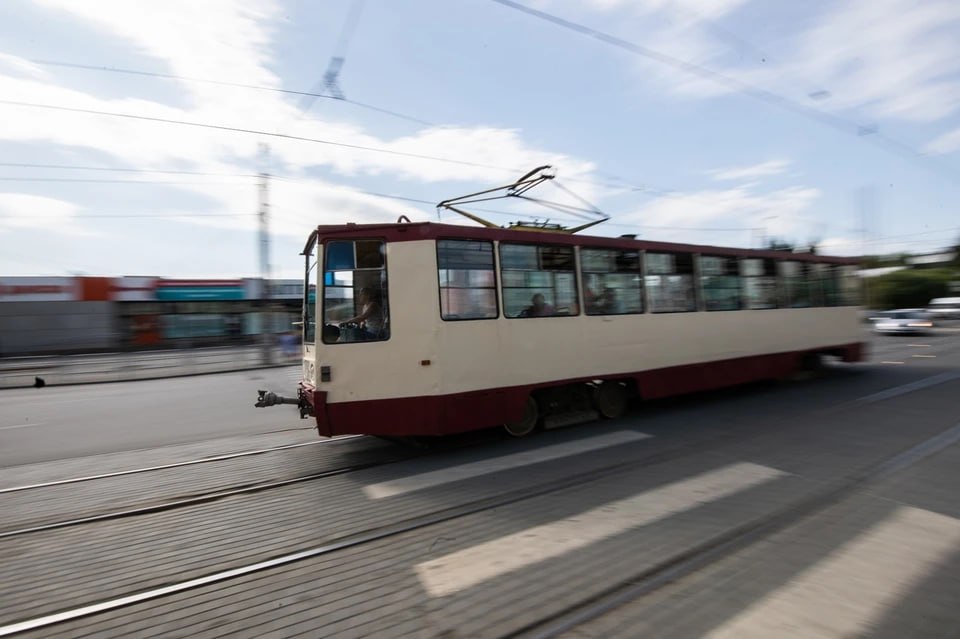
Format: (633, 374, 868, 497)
(1, 0, 959, 278)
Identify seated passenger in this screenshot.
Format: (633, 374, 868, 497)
(520, 293, 555, 317)
(340, 288, 385, 339)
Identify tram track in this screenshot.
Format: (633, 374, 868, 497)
(0, 451, 418, 539)
(2, 359, 959, 635)
(1, 429, 505, 538)
(0, 428, 743, 637)
(0, 435, 362, 494)
(5, 388, 957, 637)
(510, 419, 960, 639)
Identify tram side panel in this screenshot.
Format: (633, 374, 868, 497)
(309, 236, 864, 437)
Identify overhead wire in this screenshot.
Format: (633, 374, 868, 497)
(0, 160, 750, 232)
(0, 177, 251, 185)
(489, 0, 960, 184)
(0, 161, 256, 178)
(297, 0, 366, 112)
(0, 99, 679, 197)
(30, 58, 433, 127)
(0, 99, 509, 171)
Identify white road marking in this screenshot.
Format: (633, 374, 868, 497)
(706, 506, 960, 639)
(0, 422, 49, 431)
(907, 344, 931, 347)
(911, 354, 936, 358)
(364, 430, 651, 500)
(880, 361, 904, 365)
(415, 462, 785, 597)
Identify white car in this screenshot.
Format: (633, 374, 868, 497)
(873, 309, 934, 335)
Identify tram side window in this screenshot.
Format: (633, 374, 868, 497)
(500, 243, 578, 318)
(741, 258, 779, 309)
(645, 252, 695, 313)
(839, 265, 862, 306)
(779, 261, 818, 308)
(700, 255, 741, 311)
(437, 240, 498, 320)
(581, 248, 643, 315)
(322, 239, 389, 343)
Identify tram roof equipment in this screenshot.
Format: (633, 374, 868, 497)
(436, 165, 610, 234)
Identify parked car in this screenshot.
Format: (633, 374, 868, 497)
(873, 309, 934, 335)
(927, 297, 960, 320)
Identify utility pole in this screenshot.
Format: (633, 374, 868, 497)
(258, 143, 272, 365)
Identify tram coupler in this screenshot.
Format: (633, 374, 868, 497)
(255, 390, 300, 408)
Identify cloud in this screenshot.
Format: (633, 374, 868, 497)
(581, 0, 749, 20)
(0, 0, 604, 246)
(787, 0, 960, 123)
(0, 192, 89, 234)
(0, 53, 49, 79)
(708, 159, 789, 181)
(924, 127, 960, 155)
(568, 0, 960, 125)
(615, 183, 820, 247)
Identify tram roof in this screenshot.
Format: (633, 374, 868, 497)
(309, 222, 858, 265)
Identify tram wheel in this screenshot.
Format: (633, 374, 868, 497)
(594, 381, 628, 419)
(795, 352, 826, 380)
(504, 396, 539, 437)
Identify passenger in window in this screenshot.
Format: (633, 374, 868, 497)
(520, 293, 555, 317)
(341, 288, 385, 339)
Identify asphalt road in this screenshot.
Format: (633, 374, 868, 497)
(0, 365, 305, 467)
(2, 327, 959, 468)
(0, 327, 958, 637)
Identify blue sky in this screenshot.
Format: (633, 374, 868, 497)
(1, 0, 959, 277)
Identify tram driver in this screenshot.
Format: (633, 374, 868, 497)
(340, 287, 385, 340)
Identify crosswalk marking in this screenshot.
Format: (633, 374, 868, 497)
(364, 430, 651, 499)
(415, 462, 785, 597)
(706, 506, 960, 639)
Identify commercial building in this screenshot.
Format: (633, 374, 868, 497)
(0, 276, 302, 356)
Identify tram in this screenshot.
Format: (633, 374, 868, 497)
(256, 169, 865, 437)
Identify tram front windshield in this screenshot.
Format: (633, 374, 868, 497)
(321, 239, 389, 344)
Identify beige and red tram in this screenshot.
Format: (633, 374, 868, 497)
(257, 221, 864, 437)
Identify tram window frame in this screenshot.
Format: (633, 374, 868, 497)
(838, 265, 862, 306)
(500, 243, 579, 318)
(580, 247, 644, 315)
(304, 246, 318, 343)
(321, 239, 390, 344)
(645, 252, 696, 314)
(779, 260, 819, 308)
(699, 255, 742, 311)
(436, 239, 499, 321)
(741, 258, 779, 309)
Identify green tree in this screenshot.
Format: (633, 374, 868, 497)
(870, 268, 955, 309)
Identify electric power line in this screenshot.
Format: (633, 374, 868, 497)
(0, 177, 251, 185)
(0, 212, 256, 219)
(0, 161, 255, 178)
(0, 99, 679, 197)
(489, 0, 960, 184)
(0, 99, 510, 170)
(30, 58, 433, 127)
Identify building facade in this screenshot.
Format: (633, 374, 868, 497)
(0, 276, 303, 356)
